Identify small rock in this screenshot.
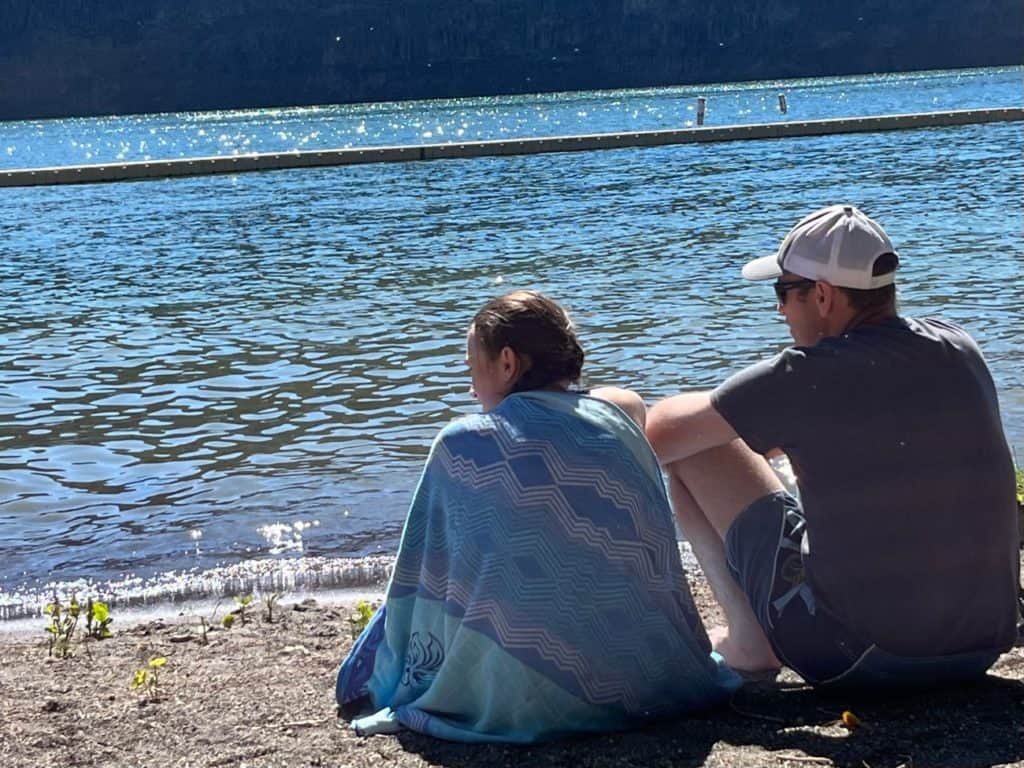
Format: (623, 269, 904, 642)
(293, 598, 318, 612)
(169, 633, 193, 643)
(41, 700, 65, 713)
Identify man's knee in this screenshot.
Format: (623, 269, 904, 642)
(665, 441, 783, 539)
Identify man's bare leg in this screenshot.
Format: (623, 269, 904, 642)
(666, 438, 783, 672)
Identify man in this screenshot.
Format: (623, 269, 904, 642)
(646, 204, 1019, 685)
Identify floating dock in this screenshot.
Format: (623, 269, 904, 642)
(2, 107, 1021, 188)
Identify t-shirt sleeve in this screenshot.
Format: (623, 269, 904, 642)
(710, 349, 812, 455)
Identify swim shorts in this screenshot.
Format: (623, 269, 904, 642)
(724, 491, 867, 683)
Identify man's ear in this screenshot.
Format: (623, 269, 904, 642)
(815, 281, 836, 318)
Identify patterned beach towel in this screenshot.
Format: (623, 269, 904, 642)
(336, 391, 739, 742)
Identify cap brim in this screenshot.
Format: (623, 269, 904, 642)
(741, 254, 783, 281)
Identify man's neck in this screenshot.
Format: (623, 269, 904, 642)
(841, 305, 898, 335)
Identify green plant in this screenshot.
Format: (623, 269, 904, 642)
(84, 598, 113, 639)
(233, 594, 254, 626)
(348, 600, 376, 639)
(130, 656, 168, 701)
(1016, 467, 1023, 550)
(262, 592, 283, 623)
(219, 594, 254, 630)
(43, 596, 81, 658)
(43, 594, 116, 657)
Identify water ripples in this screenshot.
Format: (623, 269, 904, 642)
(1, 67, 1020, 169)
(0, 85, 1021, 617)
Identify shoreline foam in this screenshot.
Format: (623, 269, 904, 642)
(0, 543, 701, 625)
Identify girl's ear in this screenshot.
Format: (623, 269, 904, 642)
(497, 346, 520, 385)
(493, 348, 512, 382)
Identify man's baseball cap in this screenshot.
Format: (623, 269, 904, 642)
(742, 205, 898, 290)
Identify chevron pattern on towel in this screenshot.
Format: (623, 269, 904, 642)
(337, 390, 738, 742)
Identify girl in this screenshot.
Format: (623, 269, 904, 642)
(465, 290, 646, 426)
(337, 291, 738, 742)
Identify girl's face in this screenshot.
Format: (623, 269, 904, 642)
(465, 327, 517, 412)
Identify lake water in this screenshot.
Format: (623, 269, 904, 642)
(3, 67, 1022, 170)
(1, 67, 1022, 619)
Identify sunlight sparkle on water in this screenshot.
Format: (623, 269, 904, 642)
(0, 67, 1019, 619)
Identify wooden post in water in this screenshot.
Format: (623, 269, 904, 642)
(696, 97, 706, 126)
(779, 94, 788, 114)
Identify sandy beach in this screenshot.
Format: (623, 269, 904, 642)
(1, 572, 1022, 768)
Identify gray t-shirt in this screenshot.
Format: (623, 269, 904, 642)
(711, 317, 1019, 657)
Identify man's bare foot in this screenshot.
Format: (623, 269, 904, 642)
(708, 625, 781, 675)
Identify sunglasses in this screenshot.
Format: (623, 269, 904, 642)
(773, 278, 816, 304)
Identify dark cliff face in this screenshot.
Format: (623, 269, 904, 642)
(1, 0, 1021, 120)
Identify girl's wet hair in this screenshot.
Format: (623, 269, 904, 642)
(471, 290, 585, 393)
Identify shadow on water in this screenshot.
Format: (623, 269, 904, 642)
(394, 672, 1024, 768)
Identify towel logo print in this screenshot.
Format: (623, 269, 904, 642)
(402, 631, 444, 689)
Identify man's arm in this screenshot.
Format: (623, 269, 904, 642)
(645, 391, 739, 466)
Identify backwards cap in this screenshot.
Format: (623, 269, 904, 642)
(742, 205, 898, 289)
